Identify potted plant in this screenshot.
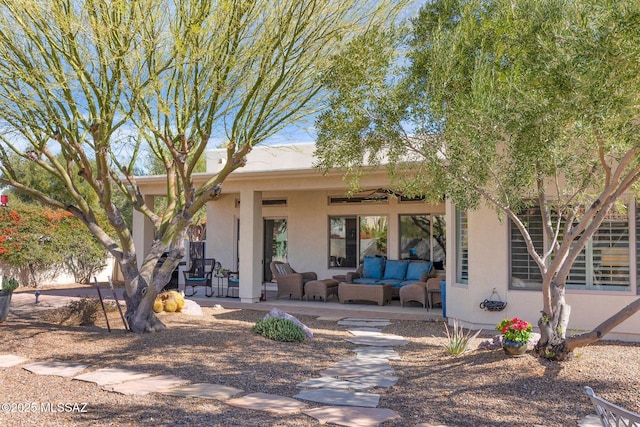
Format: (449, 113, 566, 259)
(0, 276, 19, 322)
(496, 317, 532, 356)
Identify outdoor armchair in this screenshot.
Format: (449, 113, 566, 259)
(270, 261, 317, 300)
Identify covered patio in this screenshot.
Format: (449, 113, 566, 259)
(133, 143, 448, 313)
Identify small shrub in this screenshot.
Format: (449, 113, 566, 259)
(1, 276, 18, 293)
(441, 318, 482, 355)
(49, 297, 115, 326)
(253, 317, 306, 342)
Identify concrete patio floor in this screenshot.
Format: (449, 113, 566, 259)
(13, 282, 444, 322)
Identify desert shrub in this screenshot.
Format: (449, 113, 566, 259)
(441, 318, 482, 355)
(48, 297, 115, 326)
(253, 317, 306, 342)
(1, 276, 19, 293)
(0, 200, 109, 286)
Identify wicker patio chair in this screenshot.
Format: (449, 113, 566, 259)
(270, 261, 317, 300)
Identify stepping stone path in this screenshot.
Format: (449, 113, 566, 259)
(1, 315, 410, 426)
(101, 374, 190, 396)
(304, 406, 401, 427)
(294, 388, 381, 408)
(74, 367, 153, 385)
(295, 317, 405, 426)
(23, 361, 88, 377)
(162, 383, 244, 400)
(0, 354, 27, 368)
(226, 392, 307, 415)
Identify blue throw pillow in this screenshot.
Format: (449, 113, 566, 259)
(383, 260, 410, 281)
(362, 256, 385, 280)
(405, 261, 433, 281)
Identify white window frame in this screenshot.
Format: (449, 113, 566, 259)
(510, 201, 636, 292)
(455, 208, 468, 285)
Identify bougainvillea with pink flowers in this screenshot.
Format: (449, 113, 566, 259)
(496, 317, 533, 343)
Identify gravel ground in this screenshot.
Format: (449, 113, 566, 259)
(1, 296, 639, 427)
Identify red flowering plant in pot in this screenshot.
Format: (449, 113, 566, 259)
(496, 317, 532, 356)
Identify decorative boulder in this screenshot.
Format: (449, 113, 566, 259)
(181, 299, 203, 316)
(477, 335, 503, 351)
(263, 308, 313, 341)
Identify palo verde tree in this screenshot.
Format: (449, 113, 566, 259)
(315, 0, 640, 359)
(0, 0, 406, 332)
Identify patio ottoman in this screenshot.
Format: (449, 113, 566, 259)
(304, 279, 339, 302)
(338, 283, 392, 306)
(399, 282, 427, 309)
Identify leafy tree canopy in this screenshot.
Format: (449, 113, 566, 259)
(316, 0, 640, 358)
(0, 0, 408, 332)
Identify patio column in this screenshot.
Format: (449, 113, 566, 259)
(238, 189, 263, 303)
(132, 195, 155, 269)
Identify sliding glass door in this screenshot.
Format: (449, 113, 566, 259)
(263, 218, 288, 282)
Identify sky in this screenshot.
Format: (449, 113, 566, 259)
(259, 0, 424, 147)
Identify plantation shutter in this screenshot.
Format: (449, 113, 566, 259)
(510, 206, 544, 288)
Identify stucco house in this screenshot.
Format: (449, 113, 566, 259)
(133, 142, 640, 341)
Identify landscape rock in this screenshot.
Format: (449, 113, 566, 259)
(181, 299, 203, 316)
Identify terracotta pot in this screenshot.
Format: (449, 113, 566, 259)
(503, 339, 527, 356)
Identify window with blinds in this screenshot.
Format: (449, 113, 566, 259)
(510, 206, 544, 289)
(456, 208, 468, 285)
(567, 209, 630, 290)
(510, 203, 632, 291)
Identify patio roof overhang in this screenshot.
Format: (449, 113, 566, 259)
(131, 166, 391, 196)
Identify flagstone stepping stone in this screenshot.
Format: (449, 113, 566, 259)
(338, 320, 391, 328)
(102, 374, 189, 396)
(414, 423, 450, 427)
(74, 368, 153, 386)
(294, 389, 380, 408)
(321, 366, 396, 378)
(297, 377, 372, 391)
(320, 359, 395, 378)
(353, 347, 401, 360)
(304, 406, 401, 427)
(320, 360, 395, 378)
(347, 335, 409, 347)
(348, 375, 398, 388)
(226, 392, 307, 415)
(317, 316, 344, 321)
(0, 354, 27, 367)
(348, 329, 383, 336)
(23, 361, 88, 377)
(329, 358, 393, 370)
(162, 383, 244, 400)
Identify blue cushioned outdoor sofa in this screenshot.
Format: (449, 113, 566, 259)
(345, 256, 435, 298)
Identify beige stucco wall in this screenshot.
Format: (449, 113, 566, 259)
(447, 204, 640, 341)
(133, 143, 640, 341)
